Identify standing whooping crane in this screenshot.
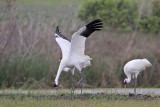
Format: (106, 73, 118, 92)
(123, 58, 152, 95)
(54, 19, 103, 94)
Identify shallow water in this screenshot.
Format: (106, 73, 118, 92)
(0, 88, 160, 96)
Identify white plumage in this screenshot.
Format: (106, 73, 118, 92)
(53, 19, 103, 94)
(55, 34, 71, 59)
(123, 58, 152, 94)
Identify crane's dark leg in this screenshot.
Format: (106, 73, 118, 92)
(71, 68, 75, 98)
(134, 75, 137, 95)
(71, 74, 75, 95)
(76, 71, 84, 95)
(80, 72, 84, 95)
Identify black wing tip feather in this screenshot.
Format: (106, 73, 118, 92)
(55, 26, 69, 41)
(80, 19, 103, 37)
(55, 26, 59, 37)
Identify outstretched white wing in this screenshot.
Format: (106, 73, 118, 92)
(69, 19, 103, 57)
(55, 26, 71, 59)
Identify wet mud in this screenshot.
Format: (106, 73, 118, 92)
(0, 93, 160, 100)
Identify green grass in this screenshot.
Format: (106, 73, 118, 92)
(0, 99, 159, 107)
(1, 0, 160, 89)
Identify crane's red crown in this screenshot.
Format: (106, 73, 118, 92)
(123, 80, 127, 85)
(54, 82, 58, 87)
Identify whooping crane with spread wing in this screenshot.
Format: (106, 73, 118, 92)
(54, 19, 103, 94)
(123, 59, 152, 95)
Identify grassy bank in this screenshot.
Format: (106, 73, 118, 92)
(0, 98, 160, 107)
(0, 0, 160, 89)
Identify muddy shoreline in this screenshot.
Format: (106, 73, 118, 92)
(0, 93, 160, 100)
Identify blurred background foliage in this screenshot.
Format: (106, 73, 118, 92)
(0, 0, 160, 89)
(78, 0, 160, 33)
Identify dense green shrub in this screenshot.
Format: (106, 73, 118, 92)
(139, 16, 160, 33)
(138, 0, 160, 34)
(78, 0, 138, 32)
(78, 0, 160, 33)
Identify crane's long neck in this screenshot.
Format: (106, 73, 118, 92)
(126, 74, 131, 83)
(55, 62, 64, 85)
